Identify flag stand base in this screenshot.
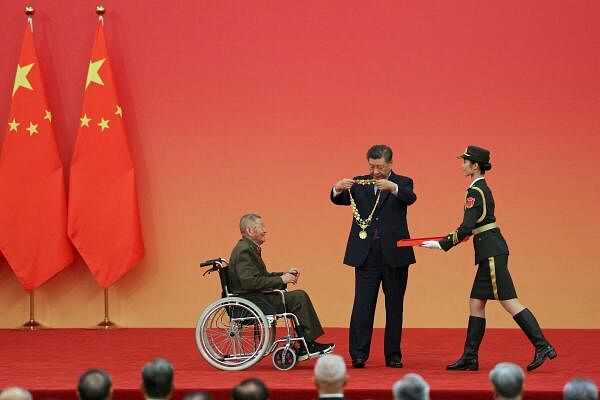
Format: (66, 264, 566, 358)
(20, 318, 46, 330)
(18, 292, 47, 330)
(95, 317, 120, 330)
(92, 288, 120, 330)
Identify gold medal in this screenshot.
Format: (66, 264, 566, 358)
(349, 184, 380, 242)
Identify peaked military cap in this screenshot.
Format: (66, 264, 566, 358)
(458, 145, 490, 164)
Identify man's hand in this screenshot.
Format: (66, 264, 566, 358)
(375, 179, 397, 192)
(281, 272, 298, 285)
(334, 178, 355, 192)
(288, 267, 300, 278)
(421, 240, 442, 250)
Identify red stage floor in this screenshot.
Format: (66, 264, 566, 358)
(1, 328, 599, 400)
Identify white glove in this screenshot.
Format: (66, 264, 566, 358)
(421, 240, 442, 250)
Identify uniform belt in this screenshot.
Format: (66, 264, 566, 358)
(472, 222, 497, 235)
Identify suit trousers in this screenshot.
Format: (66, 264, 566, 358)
(349, 239, 409, 361)
(242, 289, 324, 342)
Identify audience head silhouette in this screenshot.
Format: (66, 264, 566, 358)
(489, 362, 524, 400)
(313, 354, 347, 396)
(392, 373, 430, 400)
(564, 378, 598, 400)
(0, 387, 32, 400)
(77, 369, 112, 400)
(231, 378, 269, 400)
(142, 358, 174, 400)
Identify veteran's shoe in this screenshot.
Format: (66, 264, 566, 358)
(296, 341, 335, 361)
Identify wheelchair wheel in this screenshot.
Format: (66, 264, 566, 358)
(272, 346, 297, 371)
(196, 297, 271, 371)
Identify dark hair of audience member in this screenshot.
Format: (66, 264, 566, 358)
(142, 358, 174, 399)
(231, 378, 269, 400)
(77, 369, 112, 400)
(184, 391, 214, 400)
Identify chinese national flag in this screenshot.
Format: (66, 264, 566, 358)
(68, 21, 144, 288)
(0, 23, 74, 291)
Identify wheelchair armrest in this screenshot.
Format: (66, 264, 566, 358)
(262, 289, 287, 303)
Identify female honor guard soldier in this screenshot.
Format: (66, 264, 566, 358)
(421, 145, 556, 371)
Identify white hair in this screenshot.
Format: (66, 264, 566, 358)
(314, 354, 346, 385)
(392, 373, 430, 400)
(564, 378, 598, 400)
(0, 387, 32, 400)
(489, 362, 525, 399)
(239, 213, 261, 235)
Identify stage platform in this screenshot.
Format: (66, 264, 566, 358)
(1, 328, 598, 400)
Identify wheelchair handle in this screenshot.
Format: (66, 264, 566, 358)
(200, 257, 227, 277)
(200, 257, 225, 267)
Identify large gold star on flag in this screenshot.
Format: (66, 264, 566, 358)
(86, 58, 106, 89)
(12, 63, 34, 96)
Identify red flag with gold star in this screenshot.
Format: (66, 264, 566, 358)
(0, 22, 74, 291)
(68, 20, 144, 288)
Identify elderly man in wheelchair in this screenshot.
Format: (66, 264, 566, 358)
(195, 213, 335, 371)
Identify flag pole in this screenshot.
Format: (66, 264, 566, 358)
(95, 288, 119, 329)
(91, 4, 117, 331)
(19, 5, 45, 332)
(20, 291, 46, 330)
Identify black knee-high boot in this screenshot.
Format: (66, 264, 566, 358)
(447, 316, 486, 371)
(513, 308, 557, 371)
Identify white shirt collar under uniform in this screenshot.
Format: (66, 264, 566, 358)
(469, 176, 485, 188)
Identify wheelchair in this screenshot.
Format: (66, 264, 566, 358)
(195, 257, 321, 371)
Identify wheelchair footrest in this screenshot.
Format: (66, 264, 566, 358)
(297, 344, 335, 361)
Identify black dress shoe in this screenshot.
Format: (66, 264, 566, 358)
(352, 358, 366, 368)
(385, 358, 403, 368)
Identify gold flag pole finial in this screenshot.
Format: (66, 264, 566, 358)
(25, 6, 34, 31)
(96, 5, 106, 25)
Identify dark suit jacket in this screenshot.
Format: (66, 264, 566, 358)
(228, 237, 285, 294)
(330, 171, 417, 268)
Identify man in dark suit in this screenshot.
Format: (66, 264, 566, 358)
(228, 213, 334, 357)
(331, 144, 416, 368)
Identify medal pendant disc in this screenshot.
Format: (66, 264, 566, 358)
(359, 230, 368, 239)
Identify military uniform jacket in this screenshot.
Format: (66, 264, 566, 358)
(227, 237, 285, 294)
(439, 177, 509, 264)
(330, 171, 417, 268)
